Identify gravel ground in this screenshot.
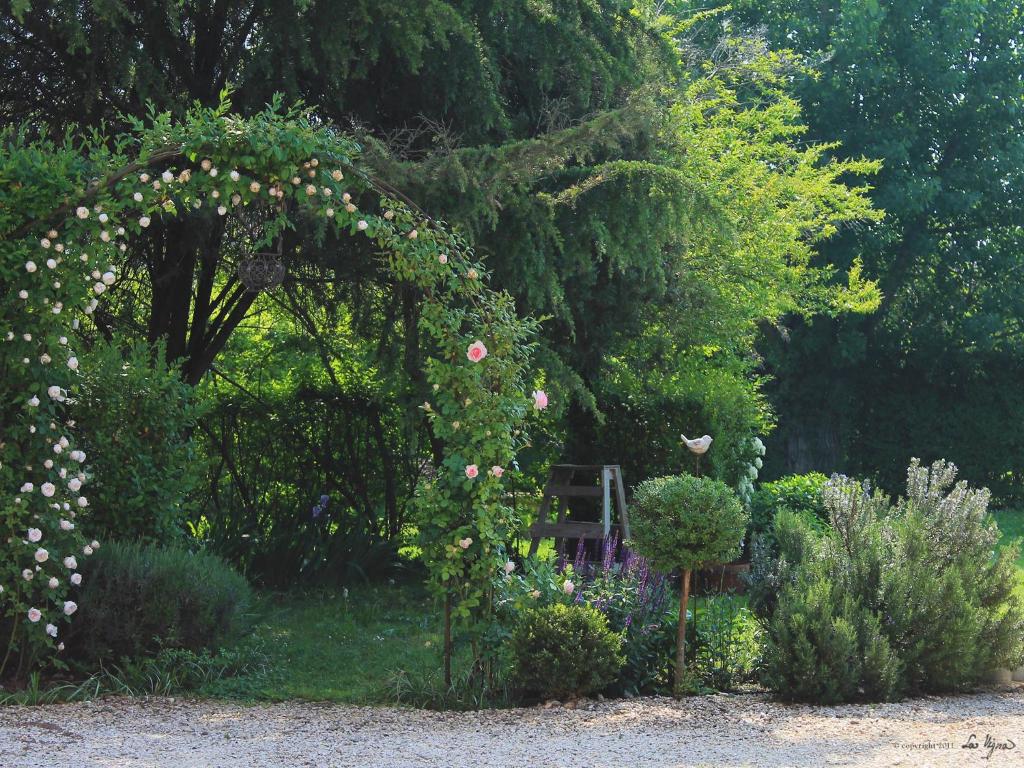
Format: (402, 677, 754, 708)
(2, 687, 1023, 767)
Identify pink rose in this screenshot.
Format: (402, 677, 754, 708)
(466, 340, 488, 363)
(532, 389, 549, 410)
(562, 580, 575, 595)
(27, 608, 41, 623)
(490, 466, 504, 478)
(459, 537, 473, 549)
(504, 561, 516, 575)
(465, 464, 479, 479)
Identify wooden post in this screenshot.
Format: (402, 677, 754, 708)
(675, 568, 692, 695)
(444, 591, 452, 689)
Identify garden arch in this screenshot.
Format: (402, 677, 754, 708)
(1, 101, 542, 678)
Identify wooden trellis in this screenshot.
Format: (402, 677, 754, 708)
(528, 464, 631, 557)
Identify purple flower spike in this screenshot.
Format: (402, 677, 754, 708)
(573, 538, 587, 575)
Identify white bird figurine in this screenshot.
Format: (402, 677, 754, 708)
(681, 434, 713, 455)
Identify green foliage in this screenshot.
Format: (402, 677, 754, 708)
(693, 595, 762, 691)
(74, 339, 205, 543)
(69, 541, 252, 663)
(714, 0, 1024, 500)
(760, 459, 1024, 703)
(748, 472, 828, 552)
(631, 475, 749, 573)
(761, 565, 900, 704)
(494, 550, 676, 696)
(509, 603, 624, 701)
(745, 506, 819, 621)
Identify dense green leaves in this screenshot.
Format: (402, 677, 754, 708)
(714, 0, 1024, 497)
(630, 475, 748, 573)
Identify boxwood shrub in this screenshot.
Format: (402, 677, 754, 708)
(69, 541, 252, 663)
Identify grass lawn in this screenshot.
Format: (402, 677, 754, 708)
(994, 508, 1024, 568)
(209, 583, 447, 704)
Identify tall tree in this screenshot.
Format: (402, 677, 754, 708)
(708, 0, 1024, 498)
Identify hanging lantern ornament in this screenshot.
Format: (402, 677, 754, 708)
(237, 204, 286, 292)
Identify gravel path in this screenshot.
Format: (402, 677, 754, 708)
(2, 687, 1023, 767)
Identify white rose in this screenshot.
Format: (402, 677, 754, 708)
(63, 601, 77, 616)
(70, 573, 82, 586)
(63, 556, 77, 570)
(34, 548, 48, 563)
(25, 260, 37, 272)
(41, 482, 55, 497)
(76, 207, 89, 219)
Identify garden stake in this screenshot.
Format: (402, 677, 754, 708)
(677, 567, 691, 694)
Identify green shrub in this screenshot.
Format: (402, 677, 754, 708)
(748, 472, 828, 553)
(509, 604, 624, 701)
(761, 559, 900, 703)
(759, 459, 1024, 703)
(75, 340, 206, 543)
(494, 549, 676, 696)
(68, 541, 252, 663)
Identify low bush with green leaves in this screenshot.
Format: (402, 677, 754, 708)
(509, 603, 624, 701)
(495, 541, 676, 696)
(68, 541, 253, 663)
(760, 459, 1024, 703)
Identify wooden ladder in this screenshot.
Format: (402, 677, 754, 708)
(527, 464, 631, 557)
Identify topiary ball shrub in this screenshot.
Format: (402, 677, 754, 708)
(630, 474, 748, 693)
(509, 604, 624, 702)
(68, 541, 253, 663)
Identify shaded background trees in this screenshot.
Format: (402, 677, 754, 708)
(707, 0, 1024, 499)
(3, 0, 894, 582)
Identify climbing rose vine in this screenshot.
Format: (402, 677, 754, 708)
(1, 98, 543, 676)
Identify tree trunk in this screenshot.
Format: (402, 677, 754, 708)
(675, 568, 691, 695)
